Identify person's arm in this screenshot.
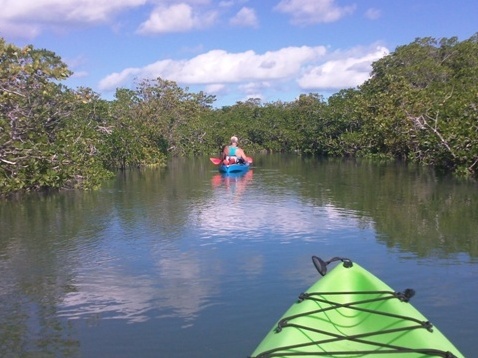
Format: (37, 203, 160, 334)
(222, 146, 229, 162)
(237, 148, 247, 160)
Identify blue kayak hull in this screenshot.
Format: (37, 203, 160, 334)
(218, 163, 250, 173)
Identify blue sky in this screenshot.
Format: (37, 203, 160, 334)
(1, 0, 476, 107)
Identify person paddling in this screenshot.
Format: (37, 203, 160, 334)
(223, 136, 248, 164)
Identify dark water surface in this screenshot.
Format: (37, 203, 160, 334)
(1, 155, 477, 357)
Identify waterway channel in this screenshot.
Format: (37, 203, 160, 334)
(1, 155, 476, 357)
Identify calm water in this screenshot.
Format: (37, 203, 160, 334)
(1, 155, 477, 357)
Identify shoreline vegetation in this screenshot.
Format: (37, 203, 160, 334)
(1, 34, 477, 197)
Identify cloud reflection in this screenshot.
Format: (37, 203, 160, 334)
(58, 251, 220, 326)
(57, 171, 373, 328)
(194, 190, 369, 244)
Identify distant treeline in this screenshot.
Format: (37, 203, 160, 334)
(1, 34, 477, 196)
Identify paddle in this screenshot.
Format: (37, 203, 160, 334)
(210, 158, 222, 165)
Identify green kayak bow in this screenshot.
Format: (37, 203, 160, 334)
(250, 257, 464, 358)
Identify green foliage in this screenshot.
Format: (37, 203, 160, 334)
(2, 33, 478, 196)
(0, 40, 112, 195)
(131, 78, 215, 157)
(357, 34, 478, 174)
(106, 88, 161, 169)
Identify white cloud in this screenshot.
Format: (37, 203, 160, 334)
(0, 22, 41, 39)
(205, 83, 226, 94)
(136, 3, 218, 34)
(275, 0, 356, 25)
(0, 0, 145, 23)
(71, 71, 89, 78)
(365, 8, 381, 20)
(99, 67, 142, 90)
(219, 0, 235, 7)
(229, 7, 258, 28)
(297, 45, 389, 90)
(99, 45, 327, 90)
(98, 44, 390, 99)
(0, 0, 146, 38)
(238, 81, 271, 101)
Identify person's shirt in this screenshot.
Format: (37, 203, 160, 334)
(228, 146, 238, 156)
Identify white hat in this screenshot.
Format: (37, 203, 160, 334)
(230, 136, 238, 143)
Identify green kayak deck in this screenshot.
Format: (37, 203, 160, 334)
(250, 257, 463, 358)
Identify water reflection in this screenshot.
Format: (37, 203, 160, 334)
(58, 250, 219, 327)
(211, 169, 254, 198)
(0, 155, 477, 357)
(202, 168, 374, 244)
